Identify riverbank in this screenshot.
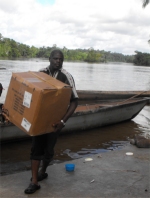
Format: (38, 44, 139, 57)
(0, 143, 149, 197)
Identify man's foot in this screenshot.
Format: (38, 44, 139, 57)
(24, 183, 41, 194)
(30, 172, 48, 181)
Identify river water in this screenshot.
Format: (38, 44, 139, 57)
(0, 59, 150, 175)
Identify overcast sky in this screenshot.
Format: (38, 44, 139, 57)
(0, 0, 149, 55)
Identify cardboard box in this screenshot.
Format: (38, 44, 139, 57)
(4, 71, 72, 136)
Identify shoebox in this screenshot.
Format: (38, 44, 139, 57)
(3, 71, 72, 136)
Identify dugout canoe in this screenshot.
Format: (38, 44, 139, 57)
(0, 97, 149, 143)
(77, 90, 150, 102)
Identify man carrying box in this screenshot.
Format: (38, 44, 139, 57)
(25, 49, 78, 194)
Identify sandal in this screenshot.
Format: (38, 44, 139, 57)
(24, 183, 41, 194)
(30, 172, 48, 181)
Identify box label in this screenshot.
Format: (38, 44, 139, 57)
(23, 91, 32, 108)
(21, 117, 31, 132)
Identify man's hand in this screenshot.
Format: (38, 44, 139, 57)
(52, 99, 78, 133)
(52, 121, 65, 133)
(0, 104, 10, 124)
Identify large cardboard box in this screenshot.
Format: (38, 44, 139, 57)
(3, 71, 72, 136)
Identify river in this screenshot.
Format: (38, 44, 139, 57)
(0, 59, 150, 175)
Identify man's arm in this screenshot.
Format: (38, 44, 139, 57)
(53, 98, 78, 132)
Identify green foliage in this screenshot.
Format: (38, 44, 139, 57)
(36, 46, 51, 58)
(134, 51, 150, 66)
(30, 46, 39, 57)
(64, 49, 86, 61)
(0, 34, 39, 58)
(0, 37, 11, 57)
(1, 33, 149, 66)
(85, 48, 101, 62)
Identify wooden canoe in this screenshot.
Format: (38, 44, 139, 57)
(0, 97, 149, 143)
(77, 90, 150, 102)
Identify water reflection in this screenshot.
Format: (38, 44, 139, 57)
(133, 106, 150, 136)
(54, 119, 144, 162)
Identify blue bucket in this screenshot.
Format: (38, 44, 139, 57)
(65, 164, 75, 172)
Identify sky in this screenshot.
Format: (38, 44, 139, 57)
(0, 0, 150, 55)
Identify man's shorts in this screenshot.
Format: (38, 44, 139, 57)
(30, 131, 59, 162)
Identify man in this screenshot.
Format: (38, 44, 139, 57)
(25, 49, 78, 194)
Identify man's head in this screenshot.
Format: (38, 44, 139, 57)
(49, 50, 64, 71)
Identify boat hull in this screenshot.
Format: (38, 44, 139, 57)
(0, 98, 149, 142)
(62, 98, 149, 133)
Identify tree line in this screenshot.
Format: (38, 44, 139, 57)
(0, 33, 149, 66)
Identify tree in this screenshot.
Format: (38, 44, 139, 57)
(134, 51, 150, 66)
(142, 0, 149, 8)
(29, 46, 39, 57)
(86, 48, 101, 62)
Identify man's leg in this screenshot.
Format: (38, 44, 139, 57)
(24, 135, 46, 194)
(39, 160, 50, 175)
(31, 159, 41, 185)
(24, 159, 41, 194)
(39, 131, 60, 174)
